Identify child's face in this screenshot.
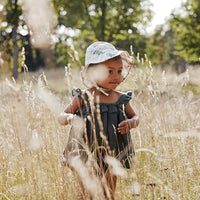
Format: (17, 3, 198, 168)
(88, 56, 123, 90)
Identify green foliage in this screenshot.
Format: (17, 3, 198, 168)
(2, 0, 199, 72)
(147, 26, 183, 69)
(53, 42, 71, 67)
(146, 0, 200, 70)
(147, 26, 170, 67)
(0, 0, 46, 73)
(170, 0, 200, 63)
(6, 0, 22, 25)
(52, 0, 152, 66)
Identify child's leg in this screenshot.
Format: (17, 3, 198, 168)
(104, 169, 117, 200)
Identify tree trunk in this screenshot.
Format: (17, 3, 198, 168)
(26, 34, 35, 71)
(35, 49, 44, 69)
(12, 24, 19, 80)
(100, 0, 106, 41)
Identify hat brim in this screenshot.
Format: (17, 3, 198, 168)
(85, 50, 125, 67)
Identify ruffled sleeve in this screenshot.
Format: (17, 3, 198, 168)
(116, 91, 132, 105)
(72, 87, 86, 104)
(72, 87, 82, 98)
(72, 88, 89, 118)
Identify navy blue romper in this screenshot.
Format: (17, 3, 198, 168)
(63, 88, 135, 173)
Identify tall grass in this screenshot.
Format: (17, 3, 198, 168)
(0, 65, 200, 199)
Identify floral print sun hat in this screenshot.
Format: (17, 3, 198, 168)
(85, 41, 124, 66)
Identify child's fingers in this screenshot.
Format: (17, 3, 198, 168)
(118, 127, 128, 134)
(118, 121, 129, 134)
(66, 114, 74, 124)
(118, 120, 127, 127)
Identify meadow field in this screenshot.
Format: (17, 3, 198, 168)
(0, 64, 200, 200)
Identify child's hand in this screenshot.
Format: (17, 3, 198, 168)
(118, 119, 131, 134)
(118, 116, 139, 134)
(58, 113, 78, 125)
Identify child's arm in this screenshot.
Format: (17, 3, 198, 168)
(58, 95, 82, 125)
(118, 102, 139, 134)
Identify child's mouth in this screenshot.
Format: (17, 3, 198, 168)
(109, 82, 118, 84)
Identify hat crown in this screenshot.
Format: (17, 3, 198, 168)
(85, 41, 122, 66)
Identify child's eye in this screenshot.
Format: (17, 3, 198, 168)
(108, 70, 113, 74)
(118, 70, 122, 74)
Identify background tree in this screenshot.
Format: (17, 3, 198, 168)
(170, 0, 200, 63)
(2, 0, 199, 74)
(5, 0, 22, 79)
(53, 0, 152, 66)
(0, 0, 45, 78)
(147, 25, 186, 72)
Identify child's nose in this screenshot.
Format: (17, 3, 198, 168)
(112, 72, 121, 79)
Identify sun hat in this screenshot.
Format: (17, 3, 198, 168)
(85, 41, 124, 66)
(81, 41, 134, 95)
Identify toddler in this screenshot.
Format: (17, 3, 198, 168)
(58, 41, 139, 200)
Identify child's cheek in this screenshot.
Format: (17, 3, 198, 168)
(94, 65, 109, 82)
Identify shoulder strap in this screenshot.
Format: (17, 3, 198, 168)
(116, 91, 132, 105)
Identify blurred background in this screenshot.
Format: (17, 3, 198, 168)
(0, 0, 199, 79)
(1, 1, 200, 199)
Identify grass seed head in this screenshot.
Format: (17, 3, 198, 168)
(105, 156, 127, 178)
